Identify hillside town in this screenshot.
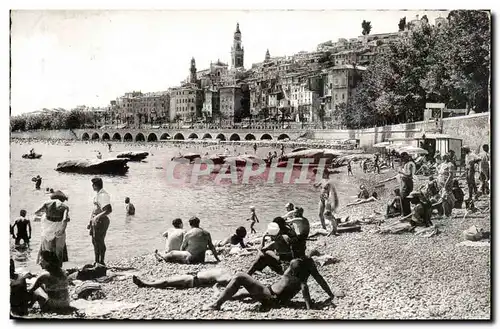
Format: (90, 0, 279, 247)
(15, 14, 460, 131)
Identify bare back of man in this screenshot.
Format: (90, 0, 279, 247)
(158, 228, 214, 264)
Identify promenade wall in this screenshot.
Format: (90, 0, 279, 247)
(10, 113, 490, 151)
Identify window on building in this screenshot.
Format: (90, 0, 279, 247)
(335, 94, 338, 100)
(342, 93, 345, 100)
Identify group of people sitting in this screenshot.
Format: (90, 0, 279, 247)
(133, 205, 338, 311)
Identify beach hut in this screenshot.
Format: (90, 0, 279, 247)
(414, 134, 462, 158)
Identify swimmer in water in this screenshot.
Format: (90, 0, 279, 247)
(32, 175, 42, 190)
(125, 197, 135, 216)
(11, 210, 31, 247)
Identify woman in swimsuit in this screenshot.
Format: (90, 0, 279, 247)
(28, 251, 71, 313)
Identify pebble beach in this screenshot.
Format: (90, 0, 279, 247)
(20, 171, 490, 320)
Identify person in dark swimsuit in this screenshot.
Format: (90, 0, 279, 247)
(10, 259, 33, 316)
(32, 175, 42, 189)
(132, 268, 233, 289)
(125, 197, 135, 216)
(12, 210, 32, 246)
(203, 257, 336, 311)
(247, 217, 297, 275)
(217, 226, 247, 248)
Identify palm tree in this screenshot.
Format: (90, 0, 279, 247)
(362, 20, 372, 35)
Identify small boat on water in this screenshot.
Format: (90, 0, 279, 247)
(116, 151, 149, 162)
(22, 153, 42, 159)
(56, 158, 129, 175)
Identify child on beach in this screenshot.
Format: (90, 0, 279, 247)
(246, 206, 259, 234)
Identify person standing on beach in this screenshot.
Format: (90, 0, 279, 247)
(398, 152, 416, 217)
(347, 161, 353, 176)
(315, 179, 339, 230)
(89, 177, 112, 266)
(464, 148, 481, 201)
(247, 206, 259, 234)
(479, 144, 490, 195)
(34, 190, 70, 267)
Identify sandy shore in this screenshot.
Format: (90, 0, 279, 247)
(17, 172, 490, 320)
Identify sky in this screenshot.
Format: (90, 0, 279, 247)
(10, 10, 449, 115)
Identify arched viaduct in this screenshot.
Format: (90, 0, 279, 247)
(75, 129, 307, 142)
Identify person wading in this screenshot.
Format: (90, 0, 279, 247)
(89, 177, 112, 266)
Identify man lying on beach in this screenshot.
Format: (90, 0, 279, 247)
(133, 268, 233, 289)
(155, 216, 220, 264)
(203, 256, 336, 311)
(215, 226, 248, 248)
(345, 191, 378, 207)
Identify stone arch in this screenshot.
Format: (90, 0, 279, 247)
(229, 133, 241, 141)
(260, 133, 272, 140)
(202, 133, 212, 140)
(245, 133, 256, 141)
(135, 133, 145, 142)
(277, 134, 290, 141)
(82, 132, 90, 141)
(173, 133, 185, 140)
(160, 133, 171, 140)
(147, 133, 158, 142)
(91, 132, 100, 140)
(112, 133, 121, 141)
(123, 133, 133, 142)
(215, 133, 226, 141)
(102, 133, 110, 141)
(188, 133, 199, 139)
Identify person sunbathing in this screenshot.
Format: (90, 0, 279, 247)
(346, 192, 378, 207)
(155, 217, 220, 264)
(203, 256, 336, 311)
(132, 268, 233, 289)
(27, 251, 72, 313)
(385, 188, 402, 218)
(247, 219, 296, 276)
(215, 226, 248, 248)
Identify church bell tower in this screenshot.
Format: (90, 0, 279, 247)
(231, 23, 244, 69)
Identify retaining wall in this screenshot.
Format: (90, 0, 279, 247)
(10, 113, 490, 150)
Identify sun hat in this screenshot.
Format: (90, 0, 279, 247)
(266, 223, 280, 236)
(50, 190, 68, 202)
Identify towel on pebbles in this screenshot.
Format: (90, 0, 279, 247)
(70, 300, 141, 317)
(312, 255, 340, 267)
(456, 240, 490, 247)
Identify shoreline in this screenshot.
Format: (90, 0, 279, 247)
(15, 173, 491, 320)
(10, 137, 364, 152)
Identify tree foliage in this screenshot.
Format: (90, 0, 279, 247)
(398, 17, 406, 31)
(362, 20, 372, 35)
(341, 10, 490, 129)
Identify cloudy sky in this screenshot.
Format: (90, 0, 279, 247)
(10, 10, 448, 115)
